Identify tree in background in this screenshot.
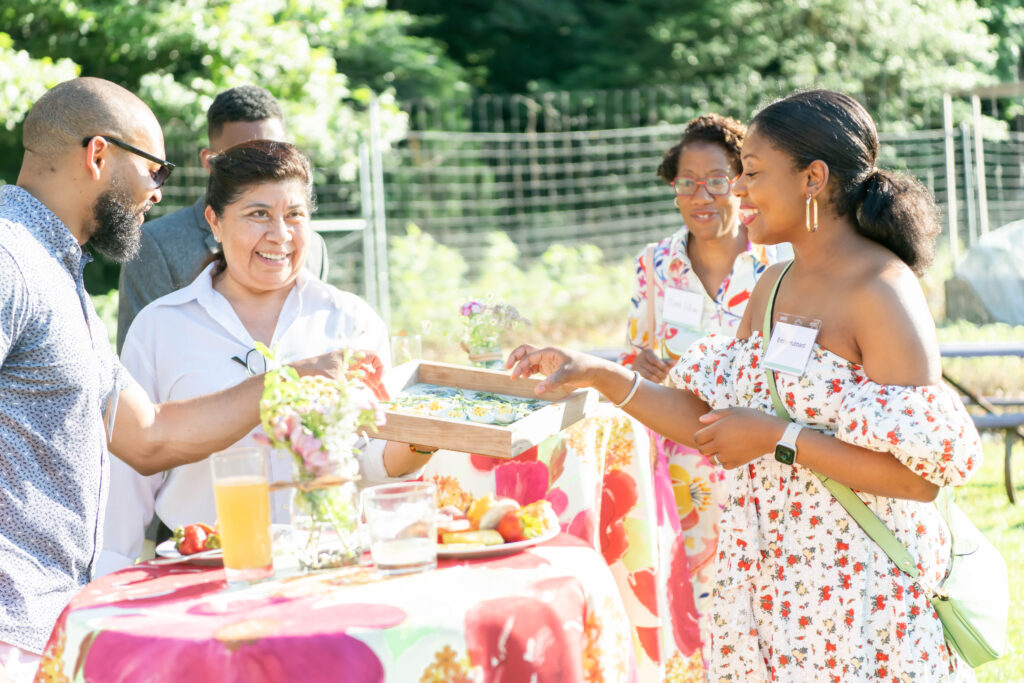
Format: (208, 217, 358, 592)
(0, 0, 468, 180)
(392, 0, 997, 128)
(0, 0, 469, 291)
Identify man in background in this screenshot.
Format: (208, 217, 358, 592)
(116, 85, 329, 350)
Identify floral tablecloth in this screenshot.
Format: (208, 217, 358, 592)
(422, 404, 706, 682)
(36, 535, 636, 683)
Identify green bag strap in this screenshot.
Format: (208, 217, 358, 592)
(761, 261, 921, 580)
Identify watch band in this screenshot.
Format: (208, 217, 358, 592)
(775, 422, 803, 465)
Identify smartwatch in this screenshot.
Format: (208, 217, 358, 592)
(774, 422, 803, 466)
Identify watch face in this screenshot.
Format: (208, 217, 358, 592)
(774, 444, 796, 466)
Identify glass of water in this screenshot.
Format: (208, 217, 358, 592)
(361, 482, 437, 575)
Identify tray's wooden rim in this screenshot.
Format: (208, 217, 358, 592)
(366, 360, 596, 458)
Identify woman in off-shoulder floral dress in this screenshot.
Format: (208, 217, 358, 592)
(672, 333, 979, 681)
(507, 90, 982, 682)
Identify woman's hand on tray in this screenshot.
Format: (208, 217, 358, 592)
(506, 344, 629, 397)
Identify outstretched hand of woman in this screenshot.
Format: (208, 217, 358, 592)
(507, 344, 615, 395)
(693, 407, 787, 469)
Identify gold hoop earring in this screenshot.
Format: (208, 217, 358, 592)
(805, 195, 819, 232)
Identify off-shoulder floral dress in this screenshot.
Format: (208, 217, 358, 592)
(671, 333, 981, 682)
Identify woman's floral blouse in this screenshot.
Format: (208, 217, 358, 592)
(619, 226, 779, 676)
(621, 227, 775, 364)
(671, 333, 981, 682)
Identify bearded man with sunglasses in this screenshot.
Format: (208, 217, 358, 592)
(0, 78, 383, 682)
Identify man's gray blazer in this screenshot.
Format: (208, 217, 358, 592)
(116, 196, 329, 351)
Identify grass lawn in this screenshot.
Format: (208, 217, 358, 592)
(958, 438, 1024, 682)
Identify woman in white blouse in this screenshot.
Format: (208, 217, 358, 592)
(99, 140, 433, 574)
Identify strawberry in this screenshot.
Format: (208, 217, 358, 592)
(173, 524, 207, 555)
(496, 510, 525, 543)
(173, 523, 220, 554)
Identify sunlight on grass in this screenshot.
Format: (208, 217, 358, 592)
(958, 439, 1024, 682)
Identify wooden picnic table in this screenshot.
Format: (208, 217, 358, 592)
(939, 341, 1024, 504)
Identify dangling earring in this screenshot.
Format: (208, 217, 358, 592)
(805, 195, 818, 232)
(673, 196, 680, 209)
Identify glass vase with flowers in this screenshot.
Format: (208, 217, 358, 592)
(256, 345, 386, 571)
(457, 297, 530, 369)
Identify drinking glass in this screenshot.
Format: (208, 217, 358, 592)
(361, 482, 437, 575)
(390, 333, 422, 365)
(211, 447, 274, 584)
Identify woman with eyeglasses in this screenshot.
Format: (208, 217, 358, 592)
(618, 114, 781, 672)
(98, 140, 435, 575)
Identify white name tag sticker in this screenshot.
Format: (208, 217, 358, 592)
(764, 314, 821, 376)
(662, 287, 704, 330)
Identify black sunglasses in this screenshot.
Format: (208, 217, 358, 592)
(81, 135, 176, 188)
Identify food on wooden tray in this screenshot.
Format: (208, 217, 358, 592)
(437, 495, 558, 548)
(173, 523, 221, 555)
(384, 384, 546, 427)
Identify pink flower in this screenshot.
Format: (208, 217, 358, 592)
(303, 449, 332, 475)
(291, 430, 322, 462)
(272, 412, 300, 442)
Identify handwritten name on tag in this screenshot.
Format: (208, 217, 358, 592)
(764, 314, 821, 376)
(662, 287, 704, 330)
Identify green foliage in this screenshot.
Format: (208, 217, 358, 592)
(89, 289, 119, 350)
(0, 33, 78, 131)
(0, 0, 469, 182)
(387, 223, 468, 340)
(396, 0, 998, 128)
(387, 225, 632, 361)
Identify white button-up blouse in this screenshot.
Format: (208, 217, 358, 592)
(98, 263, 398, 576)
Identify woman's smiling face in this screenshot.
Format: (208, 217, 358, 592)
(206, 179, 310, 294)
(732, 126, 809, 245)
(674, 141, 741, 241)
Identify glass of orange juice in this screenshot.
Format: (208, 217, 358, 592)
(211, 447, 274, 584)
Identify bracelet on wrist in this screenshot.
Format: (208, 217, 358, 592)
(615, 371, 643, 409)
(408, 443, 439, 455)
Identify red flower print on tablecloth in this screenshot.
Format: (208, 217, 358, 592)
(599, 469, 638, 565)
(464, 576, 586, 683)
(84, 626, 387, 683)
(494, 460, 549, 506)
(469, 446, 538, 472)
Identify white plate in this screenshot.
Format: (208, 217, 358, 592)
(154, 540, 223, 566)
(436, 527, 559, 559)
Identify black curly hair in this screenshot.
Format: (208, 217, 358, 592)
(206, 85, 284, 141)
(656, 113, 747, 184)
(750, 90, 940, 275)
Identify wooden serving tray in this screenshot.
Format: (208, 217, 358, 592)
(365, 360, 597, 458)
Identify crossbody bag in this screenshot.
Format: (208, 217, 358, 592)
(761, 262, 1008, 668)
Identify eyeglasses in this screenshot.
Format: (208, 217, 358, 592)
(671, 174, 738, 197)
(231, 348, 268, 376)
(81, 135, 176, 188)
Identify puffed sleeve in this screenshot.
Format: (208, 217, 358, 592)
(834, 381, 982, 487)
(669, 333, 747, 410)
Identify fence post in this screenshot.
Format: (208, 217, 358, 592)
(358, 141, 377, 309)
(971, 94, 989, 236)
(960, 122, 977, 248)
(368, 95, 391, 325)
(942, 93, 959, 264)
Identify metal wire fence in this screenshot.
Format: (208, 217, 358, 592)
(152, 89, 1024, 306)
